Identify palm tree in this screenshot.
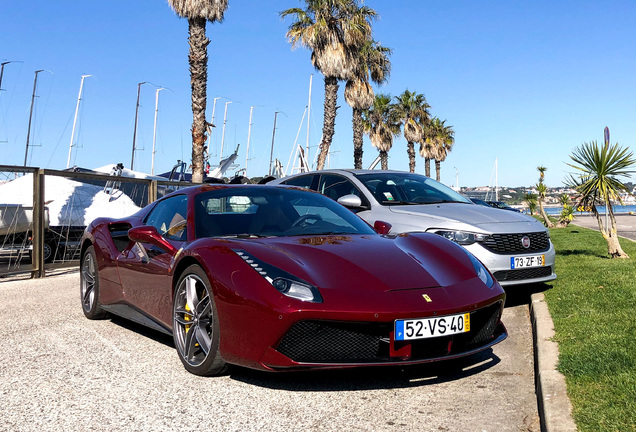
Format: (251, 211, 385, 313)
(281, 0, 376, 170)
(524, 192, 538, 215)
(344, 40, 391, 169)
(538, 166, 547, 181)
(166, 0, 229, 183)
(536, 182, 555, 228)
(361, 94, 400, 170)
(567, 141, 636, 258)
(421, 117, 446, 178)
(557, 194, 574, 228)
(393, 90, 430, 173)
(432, 120, 454, 182)
(536, 166, 555, 228)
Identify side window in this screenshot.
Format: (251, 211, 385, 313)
(283, 175, 315, 189)
(318, 175, 366, 204)
(145, 195, 188, 241)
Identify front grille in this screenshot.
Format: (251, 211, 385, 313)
(275, 302, 503, 364)
(481, 232, 550, 254)
(276, 321, 390, 363)
(493, 266, 552, 282)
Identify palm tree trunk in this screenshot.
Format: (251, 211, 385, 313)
(435, 160, 441, 182)
(538, 198, 555, 228)
(595, 204, 629, 258)
(352, 108, 364, 169)
(425, 158, 431, 177)
(407, 141, 415, 173)
(380, 150, 388, 170)
(188, 17, 209, 184)
(317, 76, 339, 170)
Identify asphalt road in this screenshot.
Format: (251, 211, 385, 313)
(0, 272, 541, 432)
(571, 213, 636, 241)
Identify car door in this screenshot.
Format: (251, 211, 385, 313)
(281, 173, 319, 190)
(316, 174, 371, 212)
(116, 194, 188, 328)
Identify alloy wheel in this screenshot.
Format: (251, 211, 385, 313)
(81, 252, 96, 313)
(173, 274, 213, 367)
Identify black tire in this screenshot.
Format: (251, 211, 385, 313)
(80, 246, 109, 320)
(173, 265, 227, 376)
(43, 240, 56, 263)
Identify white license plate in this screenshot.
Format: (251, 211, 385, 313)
(510, 254, 545, 269)
(395, 313, 470, 341)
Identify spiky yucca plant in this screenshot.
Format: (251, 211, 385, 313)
(524, 192, 538, 215)
(567, 141, 636, 258)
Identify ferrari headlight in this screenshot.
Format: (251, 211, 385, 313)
(272, 278, 316, 302)
(466, 252, 494, 288)
(233, 249, 323, 303)
(430, 229, 490, 245)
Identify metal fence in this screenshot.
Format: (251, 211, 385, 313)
(0, 165, 192, 279)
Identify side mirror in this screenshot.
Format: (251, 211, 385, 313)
(128, 225, 177, 255)
(373, 220, 392, 235)
(337, 194, 363, 209)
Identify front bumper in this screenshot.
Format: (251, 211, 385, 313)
(466, 242, 557, 286)
(258, 301, 507, 371)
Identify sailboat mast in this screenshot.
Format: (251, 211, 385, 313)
(306, 74, 312, 167)
(220, 101, 232, 164)
(67, 74, 91, 169)
(245, 106, 255, 175)
(495, 158, 499, 201)
(269, 111, 279, 176)
(24, 70, 43, 167)
(151, 88, 165, 175)
(0, 61, 15, 98)
(131, 81, 147, 171)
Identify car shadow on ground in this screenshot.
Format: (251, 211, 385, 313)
(503, 282, 552, 308)
(228, 349, 501, 391)
(105, 304, 502, 391)
(109, 315, 175, 348)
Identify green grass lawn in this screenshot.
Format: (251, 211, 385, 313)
(545, 225, 636, 432)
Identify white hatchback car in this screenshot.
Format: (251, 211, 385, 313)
(271, 170, 556, 287)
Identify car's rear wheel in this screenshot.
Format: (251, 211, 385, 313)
(80, 246, 109, 319)
(173, 265, 227, 376)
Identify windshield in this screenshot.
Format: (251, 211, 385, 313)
(195, 187, 376, 238)
(356, 172, 473, 206)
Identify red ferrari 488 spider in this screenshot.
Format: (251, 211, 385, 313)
(80, 185, 506, 376)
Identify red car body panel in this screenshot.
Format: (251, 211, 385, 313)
(81, 185, 507, 372)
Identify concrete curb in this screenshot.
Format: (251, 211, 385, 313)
(530, 292, 578, 432)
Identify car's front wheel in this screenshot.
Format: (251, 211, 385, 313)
(80, 246, 109, 319)
(173, 265, 227, 376)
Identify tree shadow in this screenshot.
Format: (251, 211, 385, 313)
(557, 249, 608, 259)
(228, 349, 500, 391)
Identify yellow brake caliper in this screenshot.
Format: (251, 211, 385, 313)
(184, 299, 200, 348)
(184, 303, 191, 333)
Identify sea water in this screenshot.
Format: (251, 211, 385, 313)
(542, 205, 636, 216)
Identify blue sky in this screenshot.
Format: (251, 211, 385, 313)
(1, 1, 635, 187)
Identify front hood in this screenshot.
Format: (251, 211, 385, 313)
(226, 233, 478, 293)
(388, 203, 544, 233)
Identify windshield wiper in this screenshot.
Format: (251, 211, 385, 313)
(379, 200, 419, 205)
